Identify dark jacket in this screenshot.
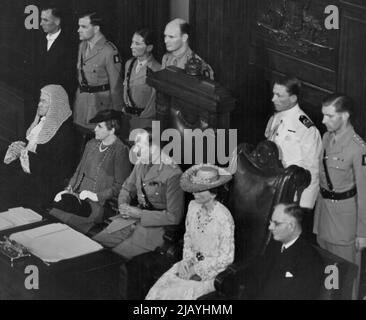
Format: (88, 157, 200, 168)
(247, 235, 324, 300)
(36, 30, 77, 99)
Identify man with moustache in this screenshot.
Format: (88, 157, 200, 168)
(73, 11, 123, 130)
(314, 93, 366, 298)
(162, 18, 214, 80)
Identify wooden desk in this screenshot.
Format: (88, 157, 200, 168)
(0, 215, 125, 300)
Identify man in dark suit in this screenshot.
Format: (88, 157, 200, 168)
(36, 5, 77, 102)
(246, 203, 324, 300)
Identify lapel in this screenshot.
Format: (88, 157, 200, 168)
(132, 56, 156, 81)
(47, 30, 63, 55)
(142, 164, 161, 183)
(84, 36, 106, 62)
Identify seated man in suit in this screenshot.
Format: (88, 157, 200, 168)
(93, 127, 184, 260)
(245, 203, 324, 300)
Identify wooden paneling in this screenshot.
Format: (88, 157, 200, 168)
(190, 0, 252, 141)
(116, 0, 169, 63)
(0, 82, 25, 152)
(338, 6, 366, 138)
(189, 0, 366, 143)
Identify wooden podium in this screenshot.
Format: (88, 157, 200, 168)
(147, 67, 236, 167)
(147, 66, 236, 131)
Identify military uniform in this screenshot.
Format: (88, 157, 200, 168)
(265, 104, 322, 208)
(93, 160, 184, 259)
(123, 55, 161, 131)
(314, 125, 366, 265)
(162, 47, 214, 80)
(73, 35, 124, 129)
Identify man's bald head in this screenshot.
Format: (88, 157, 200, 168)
(164, 18, 190, 54)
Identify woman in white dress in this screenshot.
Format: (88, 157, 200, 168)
(146, 164, 235, 300)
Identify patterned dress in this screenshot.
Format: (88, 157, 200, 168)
(146, 200, 234, 300)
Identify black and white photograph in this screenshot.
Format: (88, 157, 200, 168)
(0, 0, 365, 304)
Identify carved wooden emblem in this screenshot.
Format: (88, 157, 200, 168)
(257, 0, 334, 54)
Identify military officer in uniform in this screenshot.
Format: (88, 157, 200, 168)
(93, 128, 184, 259)
(73, 12, 123, 130)
(265, 77, 322, 210)
(123, 28, 161, 134)
(162, 18, 214, 80)
(314, 93, 366, 297)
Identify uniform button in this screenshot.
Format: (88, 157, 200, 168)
(155, 192, 159, 195)
(276, 133, 279, 136)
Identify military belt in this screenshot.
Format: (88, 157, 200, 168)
(320, 187, 357, 201)
(124, 106, 143, 116)
(79, 83, 110, 93)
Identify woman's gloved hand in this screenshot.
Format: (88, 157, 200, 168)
(54, 190, 68, 202)
(79, 190, 98, 202)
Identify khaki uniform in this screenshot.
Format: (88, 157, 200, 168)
(73, 35, 124, 129)
(265, 104, 322, 208)
(162, 47, 214, 80)
(123, 55, 161, 131)
(93, 161, 184, 259)
(314, 126, 366, 262)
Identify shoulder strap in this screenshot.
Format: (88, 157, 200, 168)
(79, 47, 88, 86)
(322, 149, 334, 191)
(126, 58, 139, 109)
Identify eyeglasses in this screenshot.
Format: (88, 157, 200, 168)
(269, 219, 289, 228)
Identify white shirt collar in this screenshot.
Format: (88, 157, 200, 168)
(282, 234, 300, 250)
(46, 28, 61, 41)
(275, 104, 300, 120)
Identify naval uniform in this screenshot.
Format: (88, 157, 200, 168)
(93, 160, 184, 259)
(314, 125, 366, 265)
(73, 35, 124, 129)
(162, 47, 214, 80)
(265, 104, 322, 209)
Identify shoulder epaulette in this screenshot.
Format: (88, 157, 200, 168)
(299, 115, 314, 128)
(353, 134, 366, 148)
(106, 40, 118, 51)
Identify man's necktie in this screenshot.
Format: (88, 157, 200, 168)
(135, 60, 144, 73)
(46, 35, 52, 51)
(85, 43, 92, 58)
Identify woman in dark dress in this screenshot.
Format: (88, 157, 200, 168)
(3, 84, 75, 208)
(50, 109, 131, 234)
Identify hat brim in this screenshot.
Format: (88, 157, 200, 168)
(180, 164, 232, 193)
(89, 111, 123, 124)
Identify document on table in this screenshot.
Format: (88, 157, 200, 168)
(0, 207, 42, 231)
(9, 223, 103, 263)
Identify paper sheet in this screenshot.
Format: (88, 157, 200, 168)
(0, 207, 42, 231)
(9, 223, 103, 263)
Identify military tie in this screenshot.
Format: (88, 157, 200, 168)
(85, 42, 92, 58)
